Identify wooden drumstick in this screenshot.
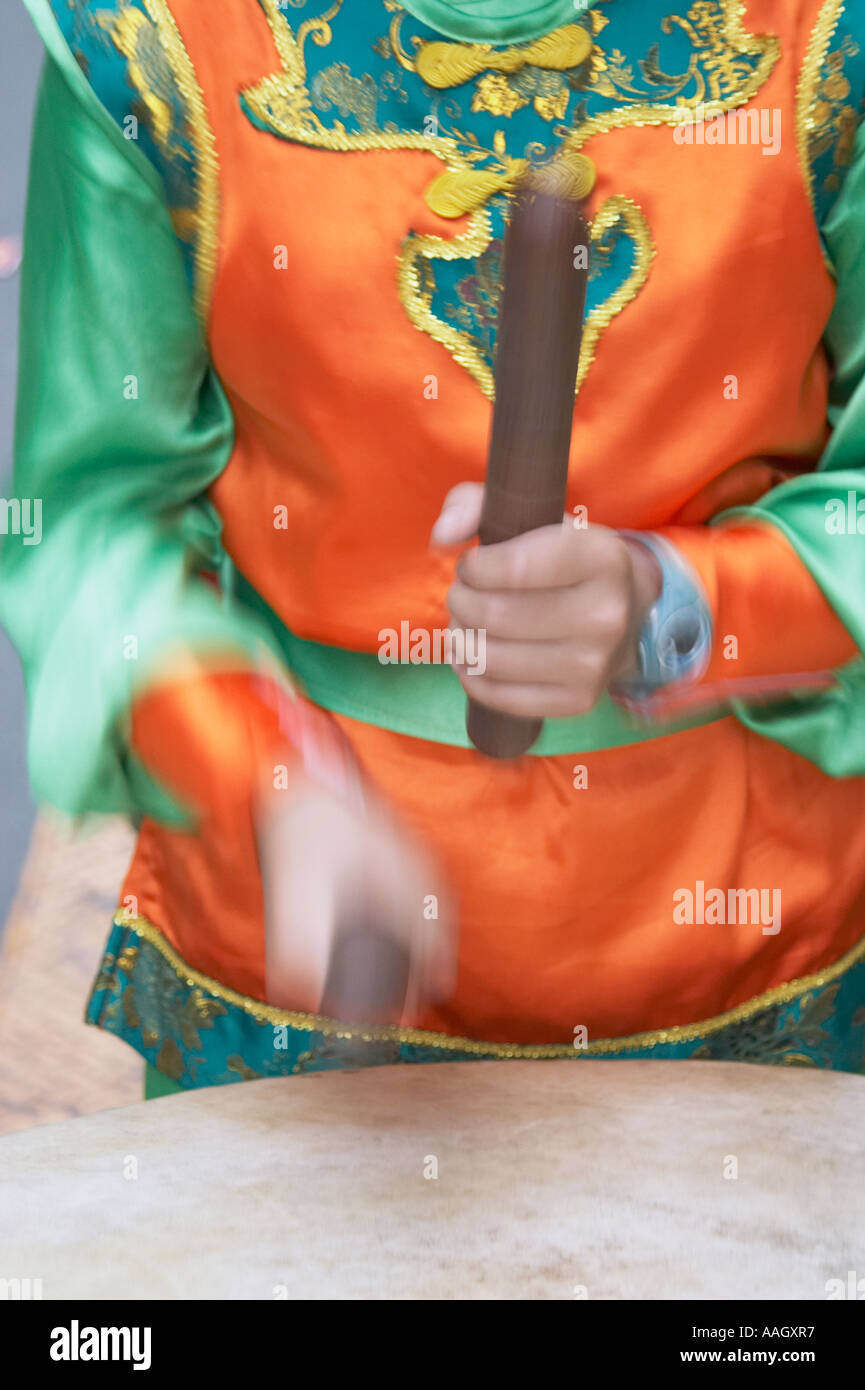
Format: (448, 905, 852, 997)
(466, 166, 590, 759)
(320, 922, 410, 1025)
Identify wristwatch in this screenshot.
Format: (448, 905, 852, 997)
(612, 531, 713, 702)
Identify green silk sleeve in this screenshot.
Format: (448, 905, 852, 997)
(708, 119, 865, 778)
(0, 43, 283, 822)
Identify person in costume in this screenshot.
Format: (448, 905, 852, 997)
(4, 0, 865, 1096)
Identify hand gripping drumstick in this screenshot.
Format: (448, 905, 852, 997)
(466, 166, 590, 759)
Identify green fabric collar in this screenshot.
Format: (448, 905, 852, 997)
(398, 0, 595, 44)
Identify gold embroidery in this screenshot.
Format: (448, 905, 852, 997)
(243, 0, 497, 379)
(401, 193, 652, 398)
(412, 26, 593, 90)
(129, 0, 220, 323)
(526, 151, 597, 201)
(122, 984, 141, 1030)
(472, 73, 530, 118)
(424, 160, 526, 217)
(112, 912, 865, 1059)
(178, 989, 227, 1050)
(109, 5, 175, 146)
(243, 0, 778, 399)
(117, 945, 139, 976)
(312, 61, 381, 131)
(797, 3, 860, 227)
(425, 144, 596, 218)
(796, 0, 846, 210)
(577, 197, 655, 392)
(796, 0, 846, 212)
(226, 1055, 261, 1081)
(471, 71, 572, 123)
(532, 77, 570, 122)
(564, 1, 780, 154)
(156, 1035, 185, 1081)
(691, 983, 842, 1068)
(409, 3, 779, 143)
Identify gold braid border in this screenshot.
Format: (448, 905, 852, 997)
(107, 911, 865, 1058)
(142, 0, 220, 323)
(795, 0, 846, 216)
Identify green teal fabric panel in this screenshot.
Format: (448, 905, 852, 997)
(823, 117, 865, 424)
(0, 43, 284, 822)
(21, 0, 162, 185)
(233, 572, 725, 754)
(807, 4, 865, 240)
(45, 0, 200, 292)
(89, 919, 865, 1085)
(398, 0, 594, 44)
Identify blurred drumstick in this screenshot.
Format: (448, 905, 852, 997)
(466, 163, 590, 758)
(320, 921, 410, 1025)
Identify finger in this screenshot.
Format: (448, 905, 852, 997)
(464, 635, 593, 686)
(264, 855, 337, 1014)
(430, 481, 484, 547)
(458, 521, 623, 591)
(455, 668, 604, 719)
(448, 578, 580, 640)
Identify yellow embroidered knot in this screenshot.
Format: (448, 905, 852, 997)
(526, 152, 597, 202)
(425, 159, 529, 218)
(425, 152, 596, 219)
(415, 24, 593, 90)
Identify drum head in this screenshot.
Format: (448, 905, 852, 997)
(1, 1059, 862, 1299)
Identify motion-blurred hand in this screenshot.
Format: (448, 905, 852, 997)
(258, 774, 456, 1021)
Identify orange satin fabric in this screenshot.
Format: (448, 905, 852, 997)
(118, 0, 865, 1044)
(661, 521, 858, 688)
(125, 698, 865, 1041)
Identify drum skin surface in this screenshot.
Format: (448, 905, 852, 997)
(1, 1060, 863, 1300)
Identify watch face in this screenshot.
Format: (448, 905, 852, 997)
(658, 606, 712, 680)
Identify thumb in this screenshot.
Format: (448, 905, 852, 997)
(430, 481, 484, 547)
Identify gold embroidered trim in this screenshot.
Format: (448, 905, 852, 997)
(795, 0, 847, 213)
(109, 911, 865, 1058)
(563, 1, 780, 155)
(524, 151, 596, 201)
(578, 196, 655, 391)
(243, 1, 779, 400)
(399, 192, 654, 398)
(411, 26, 593, 90)
(141, 0, 220, 322)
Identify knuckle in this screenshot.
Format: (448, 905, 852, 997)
(507, 545, 535, 590)
(482, 592, 508, 634)
(597, 595, 631, 644)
